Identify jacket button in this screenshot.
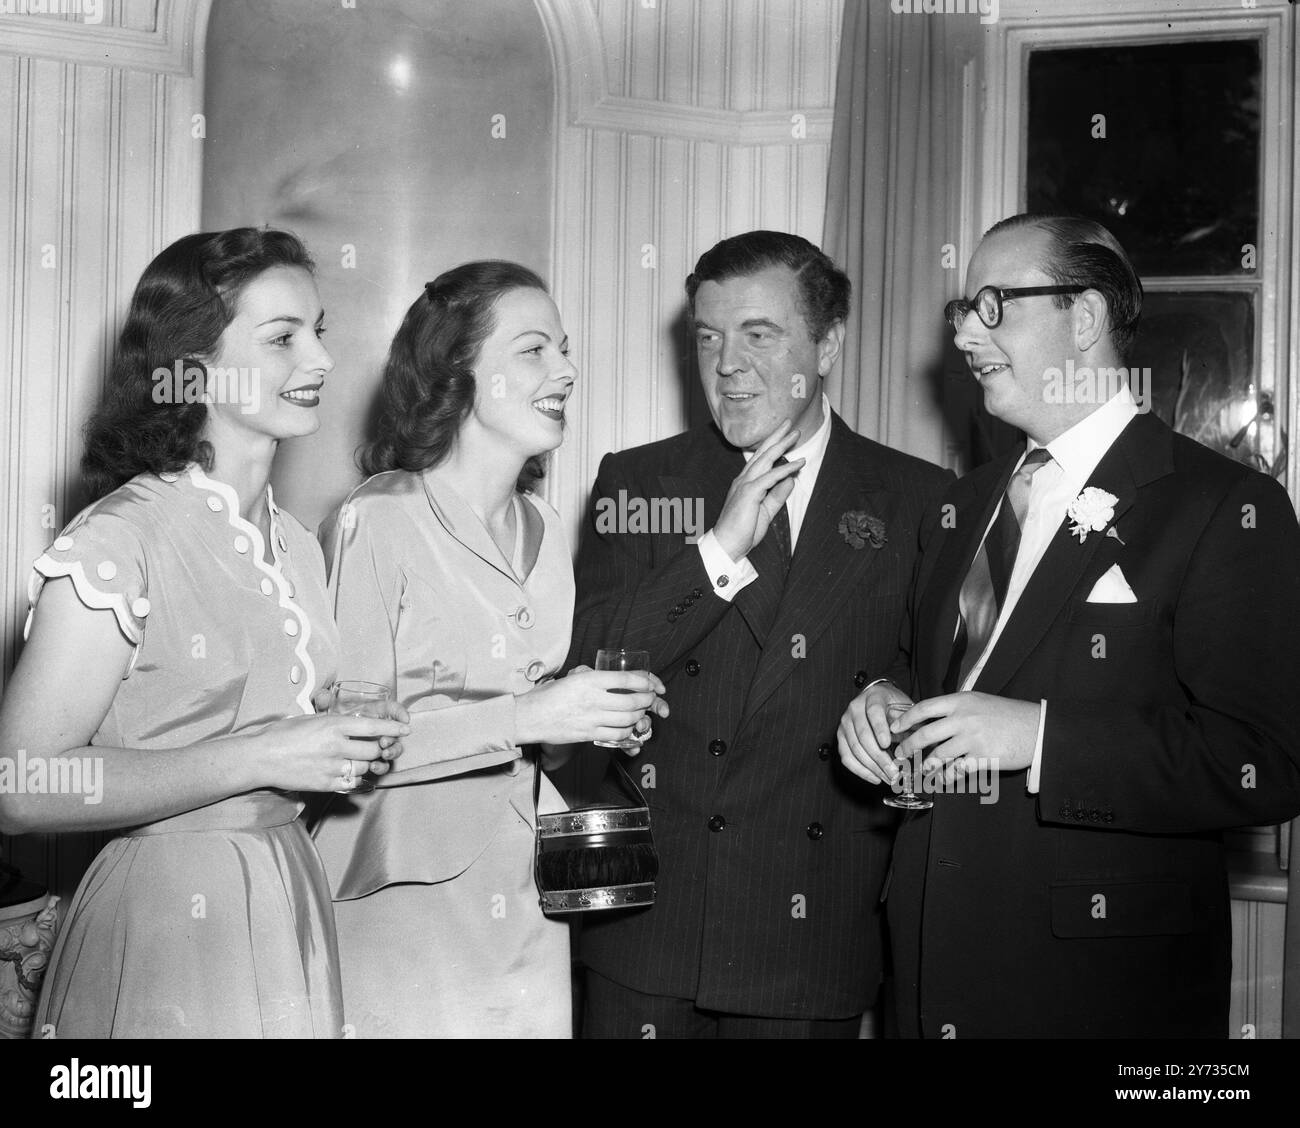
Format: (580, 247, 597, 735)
(525, 659, 547, 682)
(685, 659, 700, 676)
(708, 738, 726, 757)
(515, 606, 535, 629)
(853, 670, 869, 688)
(806, 822, 824, 841)
(708, 815, 726, 832)
(817, 743, 832, 761)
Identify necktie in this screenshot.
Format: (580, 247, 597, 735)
(770, 456, 792, 574)
(734, 455, 793, 645)
(944, 448, 1052, 692)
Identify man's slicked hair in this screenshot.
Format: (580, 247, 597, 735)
(985, 213, 1143, 359)
(686, 230, 851, 343)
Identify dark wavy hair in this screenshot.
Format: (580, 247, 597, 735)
(984, 213, 1144, 360)
(685, 230, 851, 342)
(81, 227, 315, 501)
(361, 261, 550, 493)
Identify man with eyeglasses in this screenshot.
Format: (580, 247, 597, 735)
(838, 213, 1300, 1037)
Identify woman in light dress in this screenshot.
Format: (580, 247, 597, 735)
(312, 261, 666, 1038)
(0, 227, 408, 1038)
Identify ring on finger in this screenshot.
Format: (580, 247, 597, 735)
(342, 758, 354, 781)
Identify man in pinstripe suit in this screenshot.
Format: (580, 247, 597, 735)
(569, 231, 952, 1037)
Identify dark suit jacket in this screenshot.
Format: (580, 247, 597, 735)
(890, 411, 1300, 1038)
(568, 412, 952, 1018)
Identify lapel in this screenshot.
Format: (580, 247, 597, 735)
(974, 412, 1173, 695)
(914, 464, 1012, 697)
(420, 466, 521, 586)
(739, 414, 889, 728)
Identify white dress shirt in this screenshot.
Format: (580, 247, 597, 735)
(957, 385, 1140, 790)
(696, 393, 833, 600)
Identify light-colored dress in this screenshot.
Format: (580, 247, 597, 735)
(312, 467, 573, 1038)
(28, 465, 343, 1038)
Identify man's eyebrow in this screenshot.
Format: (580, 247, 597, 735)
(693, 318, 784, 332)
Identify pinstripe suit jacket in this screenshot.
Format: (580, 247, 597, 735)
(569, 413, 952, 1018)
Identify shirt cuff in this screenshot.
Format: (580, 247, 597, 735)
(696, 529, 757, 602)
(1026, 698, 1048, 793)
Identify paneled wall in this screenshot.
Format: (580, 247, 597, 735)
(0, 0, 211, 898)
(535, 0, 844, 543)
(200, 0, 556, 531)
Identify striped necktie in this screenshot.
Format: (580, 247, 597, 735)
(944, 447, 1053, 692)
(770, 456, 792, 573)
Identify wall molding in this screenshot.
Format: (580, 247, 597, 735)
(0, 0, 213, 903)
(534, 0, 834, 144)
(0, 0, 205, 75)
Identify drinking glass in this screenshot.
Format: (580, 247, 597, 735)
(327, 680, 392, 792)
(882, 701, 933, 811)
(594, 649, 651, 750)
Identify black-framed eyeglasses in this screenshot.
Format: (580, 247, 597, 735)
(944, 285, 1089, 331)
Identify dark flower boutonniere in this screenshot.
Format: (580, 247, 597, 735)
(839, 509, 887, 550)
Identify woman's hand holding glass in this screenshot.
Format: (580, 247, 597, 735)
(515, 666, 668, 751)
(251, 690, 409, 794)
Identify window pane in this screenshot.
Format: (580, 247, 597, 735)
(1129, 290, 1262, 468)
(1026, 42, 1260, 276)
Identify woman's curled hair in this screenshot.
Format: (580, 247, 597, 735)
(361, 260, 549, 493)
(81, 227, 315, 501)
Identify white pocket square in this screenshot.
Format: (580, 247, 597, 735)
(1086, 563, 1137, 603)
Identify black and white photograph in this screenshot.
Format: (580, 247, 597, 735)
(0, 0, 1297, 1104)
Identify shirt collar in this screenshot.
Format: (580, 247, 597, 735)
(742, 392, 833, 478)
(1037, 383, 1139, 481)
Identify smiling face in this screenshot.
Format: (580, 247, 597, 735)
(693, 265, 842, 451)
(202, 265, 333, 446)
(953, 226, 1080, 443)
(466, 287, 576, 461)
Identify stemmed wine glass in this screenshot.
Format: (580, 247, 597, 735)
(882, 701, 932, 810)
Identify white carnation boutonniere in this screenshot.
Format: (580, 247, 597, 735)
(1066, 487, 1125, 545)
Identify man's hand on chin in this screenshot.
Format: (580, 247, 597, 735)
(895, 693, 1040, 780)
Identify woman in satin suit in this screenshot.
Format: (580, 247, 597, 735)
(312, 261, 666, 1038)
